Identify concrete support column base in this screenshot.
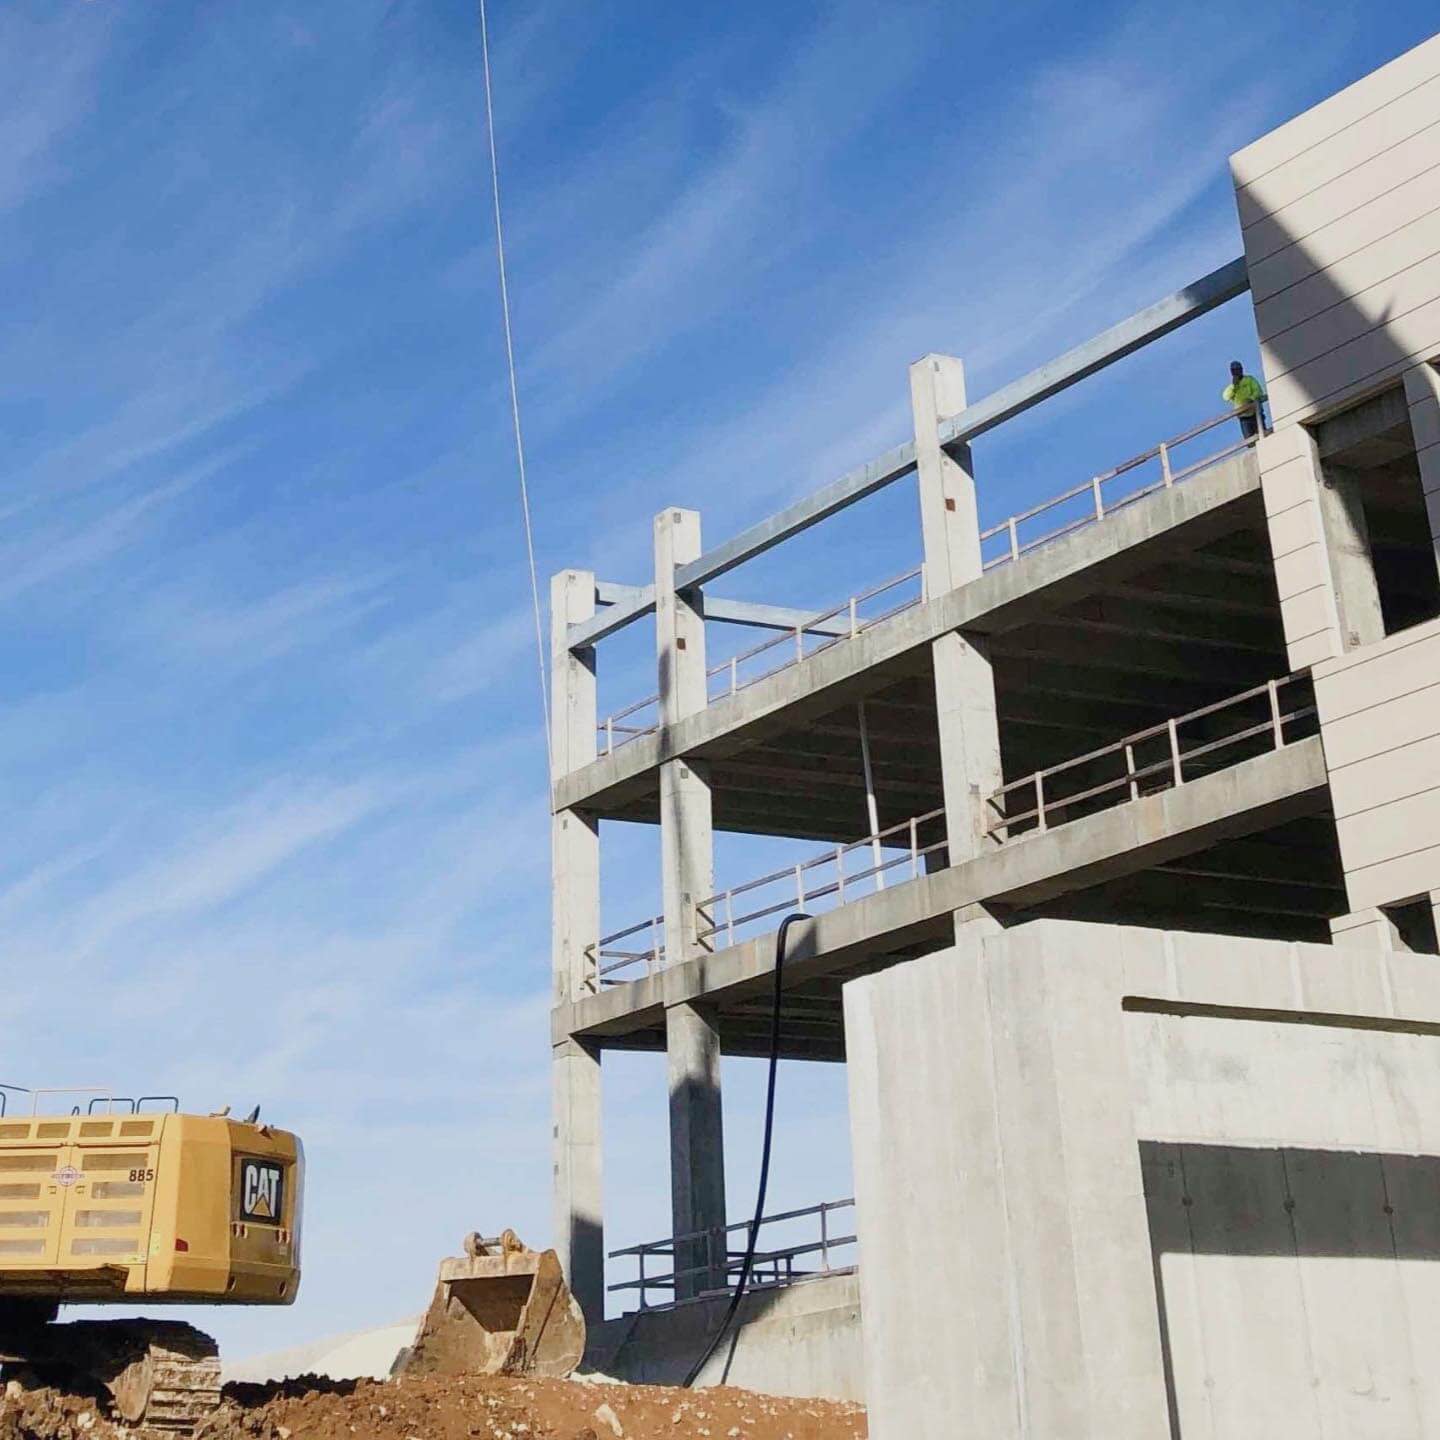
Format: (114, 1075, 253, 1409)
(552, 1037, 604, 1323)
(667, 1000, 726, 1298)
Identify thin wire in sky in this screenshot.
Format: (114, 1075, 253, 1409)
(477, 0, 552, 779)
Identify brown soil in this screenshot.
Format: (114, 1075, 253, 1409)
(0, 1373, 867, 1440)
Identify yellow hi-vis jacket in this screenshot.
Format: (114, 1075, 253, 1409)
(1223, 374, 1265, 408)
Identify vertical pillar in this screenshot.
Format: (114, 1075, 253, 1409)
(654, 509, 725, 1295)
(550, 570, 600, 1002)
(1316, 461, 1385, 649)
(667, 1000, 726, 1297)
(552, 1037, 604, 1323)
(910, 356, 1004, 932)
(549, 570, 604, 1321)
(1402, 361, 1440, 579)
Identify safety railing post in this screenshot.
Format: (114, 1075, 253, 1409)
(1008, 515, 1020, 561)
(836, 846, 845, 902)
(1159, 441, 1173, 487)
(1168, 718, 1183, 787)
(1125, 743, 1139, 801)
(1091, 475, 1104, 519)
(605, 717, 614, 755)
(638, 1246, 647, 1309)
(1268, 678, 1285, 748)
(849, 597, 859, 639)
(909, 815, 919, 877)
(820, 1202, 830, 1272)
(726, 890, 735, 947)
(795, 864, 805, 911)
(1035, 773, 1047, 833)
(794, 626, 804, 665)
(730, 656, 738, 695)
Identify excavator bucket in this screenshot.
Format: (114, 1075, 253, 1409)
(399, 1231, 586, 1380)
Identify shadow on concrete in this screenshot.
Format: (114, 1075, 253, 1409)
(1143, 1140, 1440, 1438)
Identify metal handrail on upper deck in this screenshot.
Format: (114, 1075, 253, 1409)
(985, 672, 1315, 840)
(978, 406, 1259, 569)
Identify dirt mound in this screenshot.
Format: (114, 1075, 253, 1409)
(0, 1372, 867, 1440)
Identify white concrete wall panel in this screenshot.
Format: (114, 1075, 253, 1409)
(1234, 35, 1440, 427)
(847, 920, 1440, 1438)
(1255, 208, 1440, 340)
(1231, 35, 1440, 189)
(1314, 616, 1440, 910)
(1236, 73, 1440, 229)
(1249, 160, 1440, 304)
(1243, 120, 1440, 267)
(1257, 427, 1345, 666)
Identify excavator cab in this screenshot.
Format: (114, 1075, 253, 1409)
(399, 1230, 585, 1380)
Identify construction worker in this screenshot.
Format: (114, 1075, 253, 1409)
(1223, 359, 1267, 439)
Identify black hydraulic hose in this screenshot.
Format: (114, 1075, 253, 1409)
(683, 911, 810, 1388)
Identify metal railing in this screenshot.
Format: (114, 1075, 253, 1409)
(704, 566, 925, 704)
(595, 567, 925, 758)
(609, 1197, 857, 1311)
(588, 913, 665, 986)
(985, 673, 1316, 841)
(978, 407, 1259, 571)
(695, 807, 948, 951)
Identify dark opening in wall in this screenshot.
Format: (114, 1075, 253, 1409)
(1383, 896, 1439, 955)
(1313, 385, 1440, 639)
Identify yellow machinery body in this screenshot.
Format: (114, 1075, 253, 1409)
(0, 1111, 303, 1307)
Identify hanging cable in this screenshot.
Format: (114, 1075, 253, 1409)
(476, 0, 552, 776)
(683, 911, 811, 1388)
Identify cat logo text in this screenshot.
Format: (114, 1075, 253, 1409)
(239, 1159, 284, 1224)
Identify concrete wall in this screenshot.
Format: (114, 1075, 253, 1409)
(1233, 32, 1440, 428)
(585, 1273, 863, 1401)
(845, 919, 1440, 1439)
(1314, 613, 1440, 910)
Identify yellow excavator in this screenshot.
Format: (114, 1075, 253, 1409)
(0, 1092, 584, 1433)
(0, 1096, 303, 1432)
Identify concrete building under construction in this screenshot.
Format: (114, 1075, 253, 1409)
(549, 32, 1440, 1437)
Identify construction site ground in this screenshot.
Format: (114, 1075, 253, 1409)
(0, 1372, 868, 1440)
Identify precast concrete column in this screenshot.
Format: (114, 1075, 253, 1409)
(654, 508, 725, 1295)
(667, 999, 726, 1298)
(548, 570, 604, 1321)
(909, 356, 1003, 933)
(552, 1037, 603, 1324)
(550, 569, 601, 1004)
(1402, 360, 1440, 578)
(1316, 461, 1385, 650)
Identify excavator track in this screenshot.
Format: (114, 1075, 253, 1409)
(1, 1319, 222, 1436)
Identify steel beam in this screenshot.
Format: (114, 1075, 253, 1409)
(588, 581, 850, 639)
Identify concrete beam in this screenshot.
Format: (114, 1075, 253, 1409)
(593, 582, 851, 639)
(553, 734, 1329, 1047)
(569, 260, 1248, 650)
(935, 257, 1250, 449)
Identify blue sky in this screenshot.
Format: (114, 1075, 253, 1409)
(2, 0, 1436, 1360)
